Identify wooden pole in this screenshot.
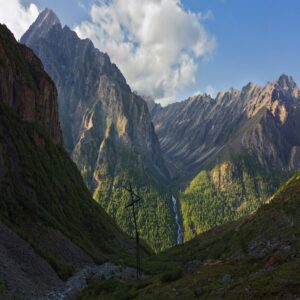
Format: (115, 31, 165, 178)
(123, 183, 142, 279)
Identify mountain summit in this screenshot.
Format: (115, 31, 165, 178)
(22, 8, 61, 44)
(275, 74, 297, 90)
(22, 10, 175, 251)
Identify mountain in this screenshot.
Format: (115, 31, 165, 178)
(0, 24, 136, 299)
(81, 171, 300, 299)
(149, 76, 300, 241)
(21, 9, 175, 252)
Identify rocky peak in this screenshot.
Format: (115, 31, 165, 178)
(21, 9, 169, 182)
(21, 9, 61, 45)
(275, 74, 297, 91)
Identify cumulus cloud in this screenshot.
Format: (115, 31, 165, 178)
(0, 0, 39, 40)
(75, 0, 216, 102)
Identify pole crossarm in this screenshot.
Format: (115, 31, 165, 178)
(121, 185, 142, 200)
(125, 198, 141, 208)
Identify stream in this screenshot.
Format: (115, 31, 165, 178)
(172, 195, 183, 245)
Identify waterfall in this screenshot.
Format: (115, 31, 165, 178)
(172, 195, 183, 245)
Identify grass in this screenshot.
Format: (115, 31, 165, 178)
(0, 277, 5, 291)
(78, 171, 300, 299)
(160, 268, 183, 283)
(45, 253, 75, 280)
(78, 278, 138, 300)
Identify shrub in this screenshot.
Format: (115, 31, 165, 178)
(0, 277, 6, 291)
(160, 268, 183, 283)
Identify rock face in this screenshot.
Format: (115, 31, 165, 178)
(21, 10, 175, 252)
(149, 75, 300, 241)
(0, 24, 136, 299)
(151, 76, 300, 179)
(0, 23, 62, 144)
(21, 9, 169, 182)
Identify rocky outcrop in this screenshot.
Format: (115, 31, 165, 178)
(143, 95, 163, 117)
(21, 10, 174, 252)
(0, 24, 62, 145)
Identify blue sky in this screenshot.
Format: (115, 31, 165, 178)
(20, 0, 300, 101)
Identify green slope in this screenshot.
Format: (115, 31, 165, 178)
(0, 103, 134, 268)
(93, 166, 176, 252)
(0, 23, 138, 286)
(79, 171, 300, 299)
(180, 154, 287, 241)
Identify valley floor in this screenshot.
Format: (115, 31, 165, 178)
(38, 263, 139, 300)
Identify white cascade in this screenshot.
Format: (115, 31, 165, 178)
(172, 195, 183, 245)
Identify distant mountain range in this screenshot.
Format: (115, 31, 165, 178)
(147, 74, 300, 240)
(21, 9, 176, 252)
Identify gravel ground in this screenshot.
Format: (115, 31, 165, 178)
(38, 263, 142, 300)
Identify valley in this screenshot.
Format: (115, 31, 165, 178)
(0, 2, 299, 299)
(19, 9, 300, 254)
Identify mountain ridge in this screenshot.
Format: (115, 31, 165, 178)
(148, 75, 300, 241)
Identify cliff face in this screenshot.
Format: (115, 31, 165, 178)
(0, 24, 135, 299)
(21, 9, 169, 182)
(0, 24, 62, 145)
(21, 10, 175, 252)
(149, 75, 300, 241)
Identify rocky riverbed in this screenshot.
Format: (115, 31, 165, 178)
(38, 263, 141, 300)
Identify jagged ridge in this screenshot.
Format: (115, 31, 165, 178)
(149, 75, 300, 241)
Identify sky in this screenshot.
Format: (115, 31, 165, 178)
(1, 0, 300, 105)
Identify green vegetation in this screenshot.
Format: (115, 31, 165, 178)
(94, 174, 175, 253)
(73, 104, 176, 253)
(0, 25, 40, 91)
(0, 277, 5, 291)
(79, 172, 300, 299)
(160, 268, 183, 283)
(0, 102, 138, 279)
(180, 155, 287, 241)
(78, 278, 141, 300)
(44, 253, 74, 280)
(92, 147, 176, 253)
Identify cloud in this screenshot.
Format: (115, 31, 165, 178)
(0, 0, 39, 40)
(75, 0, 216, 102)
(206, 85, 216, 97)
(192, 85, 216, 98)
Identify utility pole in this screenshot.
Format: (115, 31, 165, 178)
(122, 182, 142, 279)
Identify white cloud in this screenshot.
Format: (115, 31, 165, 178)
(0, 0, 39, 40)
(192, 85, 216, 98)
(75, 0, 216, 102)
(206, 85, 216, 97)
